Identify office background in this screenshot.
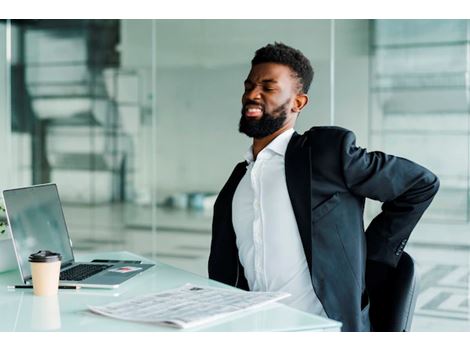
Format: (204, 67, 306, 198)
(0, 19, 469, 331)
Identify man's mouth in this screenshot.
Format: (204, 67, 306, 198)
(243, 104, 263, 118)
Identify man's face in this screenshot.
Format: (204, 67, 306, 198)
(239, 62, 300, 138)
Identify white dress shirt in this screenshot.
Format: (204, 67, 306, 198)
(232, 128, 327, 317)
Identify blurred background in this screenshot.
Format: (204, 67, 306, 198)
(0, 19, 469, 331)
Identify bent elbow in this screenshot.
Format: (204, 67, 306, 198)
(430, 173, 440, 196)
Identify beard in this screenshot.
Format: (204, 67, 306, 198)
(238, 101, 289, 138)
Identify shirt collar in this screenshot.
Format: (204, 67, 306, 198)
(243, 128, 295, 163)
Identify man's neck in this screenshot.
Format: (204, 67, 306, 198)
(252, 125, 292, 160)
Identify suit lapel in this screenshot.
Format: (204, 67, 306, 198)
(211, 161, 249, 289)
(222, 161, 248, 198)
(285, 132, 313, 274)
(219, 161, 248, 224)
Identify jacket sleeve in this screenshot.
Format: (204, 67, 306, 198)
(340, 130, 440, 267)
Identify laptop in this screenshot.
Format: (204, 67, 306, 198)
(2, 183, 154, 289)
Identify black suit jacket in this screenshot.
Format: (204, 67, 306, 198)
(208, 126, 439, 331)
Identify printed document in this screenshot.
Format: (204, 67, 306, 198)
(88, 283, 290, 328)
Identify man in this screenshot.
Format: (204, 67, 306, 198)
(208, 43, 439, 332)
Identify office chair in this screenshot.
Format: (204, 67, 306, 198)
(366, 252, 420, 332)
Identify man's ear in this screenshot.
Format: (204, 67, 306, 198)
(292, 94, 309, 113)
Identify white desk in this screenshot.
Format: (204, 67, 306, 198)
(0, 251, 341, 332)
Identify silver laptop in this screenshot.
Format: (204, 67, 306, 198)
(2, 183, 154, 288)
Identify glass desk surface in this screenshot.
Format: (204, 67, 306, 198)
(0, 251, 341, 332)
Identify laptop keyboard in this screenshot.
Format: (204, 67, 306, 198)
(60, 264, 112, 281)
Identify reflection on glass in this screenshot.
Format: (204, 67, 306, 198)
(369, 19, 470, 222)
(5, 19, 155, 258)
(31, 295, 61, 330)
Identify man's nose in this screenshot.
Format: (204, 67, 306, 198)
(244, 86, 262, 101)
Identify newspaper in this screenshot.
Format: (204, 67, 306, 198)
(88, 283, 290, 329)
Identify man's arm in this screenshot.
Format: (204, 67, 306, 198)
(340, 131, 440, 267)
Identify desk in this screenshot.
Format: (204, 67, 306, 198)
(0, 251, 341, 332)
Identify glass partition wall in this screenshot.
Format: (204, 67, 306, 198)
(2, 19, 469, 331)
(0, 20, 158, 259)
(369, 20, 470, 223)
(368, 20, 470, 330)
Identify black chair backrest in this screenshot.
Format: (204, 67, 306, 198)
(366, 252, 419, 332)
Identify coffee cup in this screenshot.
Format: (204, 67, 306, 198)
(28, 250, 62, 296)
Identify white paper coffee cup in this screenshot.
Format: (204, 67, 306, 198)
(28, 250, 62, 296)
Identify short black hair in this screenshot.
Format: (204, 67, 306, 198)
(251, 42, 314, 94)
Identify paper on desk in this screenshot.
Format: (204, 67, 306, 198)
(88, 283, 290, 329)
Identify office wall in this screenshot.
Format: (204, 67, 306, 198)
(120, 20, 370, 199)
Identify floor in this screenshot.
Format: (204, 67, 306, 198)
(62, 203, 470, 332)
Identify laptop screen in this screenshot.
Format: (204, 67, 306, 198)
(3, 184, 74, 282)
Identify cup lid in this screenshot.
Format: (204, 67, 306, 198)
(28, 250, 62, 263)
